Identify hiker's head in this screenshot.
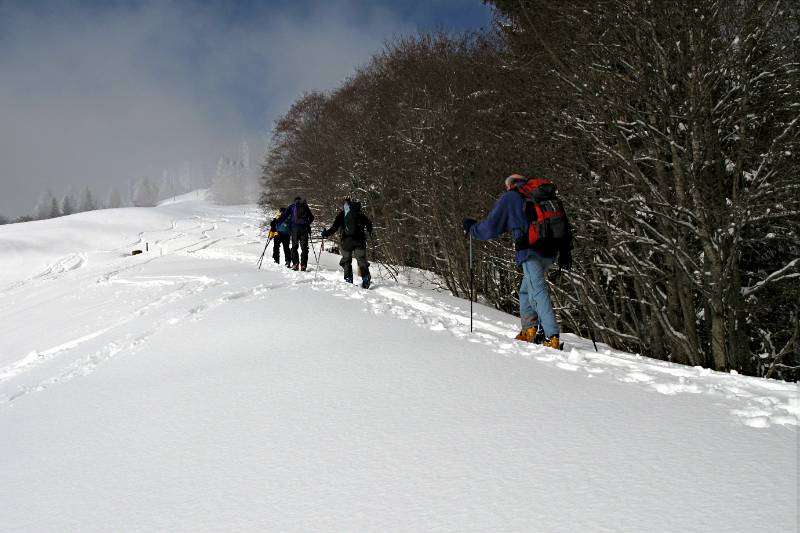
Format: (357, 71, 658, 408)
(505, 174, 526, 191)
(293, 196, 302, 203)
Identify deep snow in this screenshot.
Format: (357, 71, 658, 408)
(0, 192, 797, 532)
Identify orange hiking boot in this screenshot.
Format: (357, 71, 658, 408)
(514, 327, 537, 343)
(542, 335, 562, 350)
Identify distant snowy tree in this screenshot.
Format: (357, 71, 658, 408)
(158, 170, 175, 202)
(106, 187, 122, 209)
(132, 178, 159, 207)
(178, 162, 193, 195)
(212, 157, 233, 204)
(34, 191, 57, 220)
(79, 187, 97, 212)
(61, 194, 75, 216)
(211, 142, 258, 205)
(49, 197, 61, 218)
(241, 141, 251, 173)
(0, 214, 8, 225)
(127, 179, 136, 205)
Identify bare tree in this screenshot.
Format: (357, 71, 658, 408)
(260, 9, 798, 379)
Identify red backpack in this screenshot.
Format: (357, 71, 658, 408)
(512, 178, 571, 255)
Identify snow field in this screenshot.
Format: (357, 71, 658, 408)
(0, 193, 796, 532)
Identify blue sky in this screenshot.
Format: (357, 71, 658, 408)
(0, 0, 494, 216)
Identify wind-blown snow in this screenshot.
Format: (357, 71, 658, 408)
(0, 192, 797, 532)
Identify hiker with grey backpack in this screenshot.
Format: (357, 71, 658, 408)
(463, 174, 573, 349)
(320, 198, 374, 289)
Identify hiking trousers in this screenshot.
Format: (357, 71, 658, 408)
(340, 245, 370, 281)
(291, 227, 310, 267)
(519, 255, 558, 337)
(272, 233, 290, 264)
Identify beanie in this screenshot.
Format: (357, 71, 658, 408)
(504, 174, 526, 190)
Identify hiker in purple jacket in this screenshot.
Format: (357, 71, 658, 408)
(274, 196, 315, 271)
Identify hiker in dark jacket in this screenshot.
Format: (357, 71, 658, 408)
(320, 198, 374, 288)
(268, 208, 291, 267)
(463, 174, 572, 349)
(274, 196, 315, 271)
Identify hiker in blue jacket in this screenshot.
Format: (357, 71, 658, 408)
(268, 208, 292, 267)
(463, 174, 572, 349)
(274, 196, 315, 271)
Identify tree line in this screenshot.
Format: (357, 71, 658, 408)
(0, 162, 224, 226)
(0, 179, 167, 225)
(260, 1, 799, 380)
(1, 186, 112, 225)
(2, 138, 259, 225)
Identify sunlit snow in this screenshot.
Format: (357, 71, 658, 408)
(0, 192, 796, 532)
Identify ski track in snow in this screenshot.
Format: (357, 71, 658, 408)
(0, 280, 297, 406)
(0, 275, 222, 390)
(0, 253, 89, 297)
(35, 252, 88, 279)
(0, 216, 204, 297)
(1, 205, 796, 430)
(0, 211, 264, 405)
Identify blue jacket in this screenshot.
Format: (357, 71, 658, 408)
(271, 213, 290, 235)
(469, 190, 550, 265)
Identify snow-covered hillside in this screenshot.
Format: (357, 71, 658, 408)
(0, 192, 797, 532)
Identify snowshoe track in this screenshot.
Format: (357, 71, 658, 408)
(1, 204, 796, 429)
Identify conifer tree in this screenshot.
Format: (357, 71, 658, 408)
(49, 197, 61, 218)
(132, 178, 159, 207)
(61, 194, 75, 216)
(79, 187, 97, 212)
(106, 187, 122, 209)
(35, 191, 56, 220)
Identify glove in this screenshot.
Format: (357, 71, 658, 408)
(559, 250, 572, 271)
(462, 218, 477, 236)
(269, 220, 277, 231)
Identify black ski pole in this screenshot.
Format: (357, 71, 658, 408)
(257, 235, 273, 270)
(565, 269, 598, 352)
(469, 233, 474, 333)
(314, 237, 324, 282)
